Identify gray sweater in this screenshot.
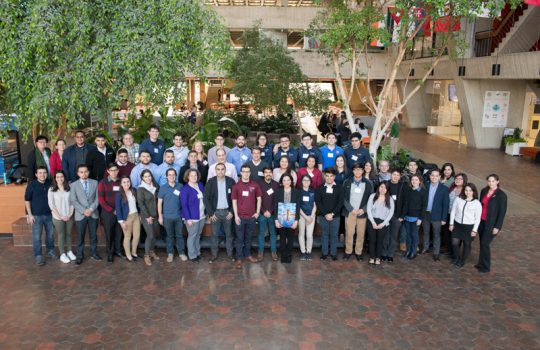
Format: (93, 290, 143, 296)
(366, 193, 395, 227)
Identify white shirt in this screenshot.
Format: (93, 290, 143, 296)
(450, 197, 482, 232)
(207, 162, 238, 182)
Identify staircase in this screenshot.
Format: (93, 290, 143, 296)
(494, 4, 540, 55)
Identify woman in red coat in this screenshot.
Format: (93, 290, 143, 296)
(296, 155, 323, 189)
(50, 139, 66, 176)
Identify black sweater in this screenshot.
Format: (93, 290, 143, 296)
(400, 186, 427, 219)
(86, 145, 115, 181)
(315, 184, 344, 217)
(273, 187, 302, 221)
(388, 181, 405, 218)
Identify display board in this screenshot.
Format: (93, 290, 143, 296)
(482, 91, 510, 128)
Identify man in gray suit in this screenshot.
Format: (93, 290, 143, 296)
(70, 164, 101, 264)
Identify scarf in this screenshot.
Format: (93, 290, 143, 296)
(139, 181, 156, 195)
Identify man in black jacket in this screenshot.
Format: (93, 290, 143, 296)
(341, 163, 374, 261)
(203, 162, 236, 263)
(315, 168, 344, 261)
(26, 135, 52, 180)
(421, 168, 449, 261)
(86, 134, 115, 181)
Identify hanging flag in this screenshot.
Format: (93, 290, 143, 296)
(370, 20, 386, 47)
(434, 16, 461, 32)
(388, 6, 404, 24)
(525, 0, 540, 6)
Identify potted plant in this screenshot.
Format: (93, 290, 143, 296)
(504, 128, 528, 156)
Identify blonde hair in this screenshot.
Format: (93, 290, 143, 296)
(192, 140, 207, 158)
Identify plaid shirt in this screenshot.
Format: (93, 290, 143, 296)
(121, 144, 140, 164)
(98, 177, 120, 213)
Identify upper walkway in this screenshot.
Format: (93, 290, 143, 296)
(399, 129, 540, 216)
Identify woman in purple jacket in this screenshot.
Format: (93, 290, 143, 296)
(181, 169, 206, 263)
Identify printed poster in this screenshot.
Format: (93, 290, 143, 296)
(482, 91, 510, 128)
(277, 202, 296, 228)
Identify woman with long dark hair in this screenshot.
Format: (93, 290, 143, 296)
(366, 181, 394, 265)
(443, 173, 468, 257)
(298, 175, 317, 261)
(256, 133, 274, 165)
(137, 169, 160, 266)
(116, 176, 140, 262)
(441, 163, 455, 187)
(476, 174, 507, 273)
(333, 154, 349, 185)
(274, 173, 300, 264)
(363, 160, 378, 187)
(400, 175, 426, 260)
(47, 170, 75, 263)
(273, 155, 297, 185)
(449, 183, 482, 268)
(296, 155, 323, 189)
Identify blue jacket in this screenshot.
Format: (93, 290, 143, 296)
(181, 182, 205, 221)
(62, 143, 96, 182)
(115, 190, 138, 222)
(423, 183, 449, 221)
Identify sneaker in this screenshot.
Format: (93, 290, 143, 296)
(179, 254, 188, 262)
(299, 253, 305, 261)
(306, 253, 312, 260)
(149, 251, 160, 260)
(67, 251, 76, 261)
(167, 254, 173, 263)
(257, 252, 263, 261)
(35, 255, 45, 266)
(47, 251, 58, 259)
(209, 256, 217, 264)
(60, 253, 70, 264)
(90, 254, 102, 261)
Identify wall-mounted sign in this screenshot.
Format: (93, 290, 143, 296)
(482, 91, 510, 128)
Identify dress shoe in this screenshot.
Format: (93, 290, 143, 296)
(257, 252, 264, 261)
(144, 255, 152, 266)
(190, 258, 200, 264)
(478, 268, 490, 274)
(91, 254, 102, 261)
(331, 255, 338, 261)
(209, 256, 217, 264)
(320, 255, 328, 260)
(387, 257, 394, 263)
(474, 264, 481, 269)
(271, 252, 278, 261)
(420, 249, 429, 255)
(342, 253, 351, 261)
(75, 258, 83, 265)
(355, 254, 363, 261)
(433, 255, 440, 262)
(125, 256, 134, 262)
(248, 256, 258, 263)
(107, 256, 113, 263)
(408, 253, 417, 260)
(132, 255, 139, 262)
(235, 260, 242, 269)
(114, 252, 125, 259)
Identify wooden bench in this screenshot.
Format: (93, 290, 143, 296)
(519, 147, 540, 160)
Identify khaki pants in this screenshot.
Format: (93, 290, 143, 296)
(122, 213, 141, 257)
(345, 213, 367, 255)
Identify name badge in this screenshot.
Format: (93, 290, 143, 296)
(266, 188, 274, 195)
(135, 152, 139, 159)
(302, 153, 308, 159)
(197, 193, 203, 199)
(173, 190, 180, 196)
(328, 153, 334, 158)
(391, 195, 397, 201)
(242, 190, 249, 197)
(258, 171, 263, 177)
(308, 172, 314, 178)
(203, 160, 208, 166)
(261, 152, 265, 157)
(354, 188, 362, 194)
(302, 196, 310, 202)
(326, 187, 333, 194)
(154, 148, 159, 154)
(241, 155, 248, 161)
(282, 152, 287, 157)
(351, 155, 358, 161)
(228, 188, 231, 194)
(113, 186, 120, 191)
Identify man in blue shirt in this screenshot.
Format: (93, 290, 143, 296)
(298, 133, 323, 170)
(155, 150, 181, 186)
(227, 135, 252, 174)
(421, 168, 449, 261)
(139, 124, 165, 165)
(24, 166, 55, 266)
(273, 134, 299, 169)
(168, 133, 189, 168)
(320, 133, 344, 170)
(130, 150, 158, 189)
(344, 132, 371, 170)
(157, 168, 187, 263)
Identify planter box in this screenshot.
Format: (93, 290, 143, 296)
(505, 142, 528, 156)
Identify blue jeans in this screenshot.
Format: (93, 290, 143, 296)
(32, 215, 55, 258)
(236, 217, 256, 260)
(258, 214, 277, 253)
(318, 215, 340, 256)
(76, 217, 98, 259)
(404, 220, 420, 256)
(382, 217, 401, 258)
(163, 217, 186, 255)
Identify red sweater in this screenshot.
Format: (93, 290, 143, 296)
(296, 167, 323, 189)
(50, 151, 63, 176)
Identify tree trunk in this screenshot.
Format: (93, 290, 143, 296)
(333, 52, 357, 133)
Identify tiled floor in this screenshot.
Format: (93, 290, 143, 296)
(1, 129, 539, 349)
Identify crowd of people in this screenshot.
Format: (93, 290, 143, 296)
(24, 125, 507, 273)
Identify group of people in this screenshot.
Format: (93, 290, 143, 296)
(25, 125, 507, 273)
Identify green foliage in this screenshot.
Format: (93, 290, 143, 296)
(0, 0, 231, 141)
(228, 26, 306, 114)
(503, 128, 527, 145)
(379, 144, 411, 171)
(201, 109, 299, 136)
(290, 84, 333, 116)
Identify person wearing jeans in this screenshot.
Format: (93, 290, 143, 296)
(421, 169, 449, 261)
(256, 167, 280, 261)
(400, 175, 426, 260)
(25, 166, 56, 266)
(204, 163, 236, 262)
(315, 168, 344, 260)
(158, 168, 186, 263)
(298, 175, 316, 261)
(232, 165, 262, 269)
(70, 164, 100, 264)
(181, 169, 206, 263)
(48, 170, 75, 264)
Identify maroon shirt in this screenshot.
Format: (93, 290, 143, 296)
(98, 177, 120, 213)
(256, 179, 280, 215)
(232, 180, 262, 218)
(117, 161, 135, 178)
